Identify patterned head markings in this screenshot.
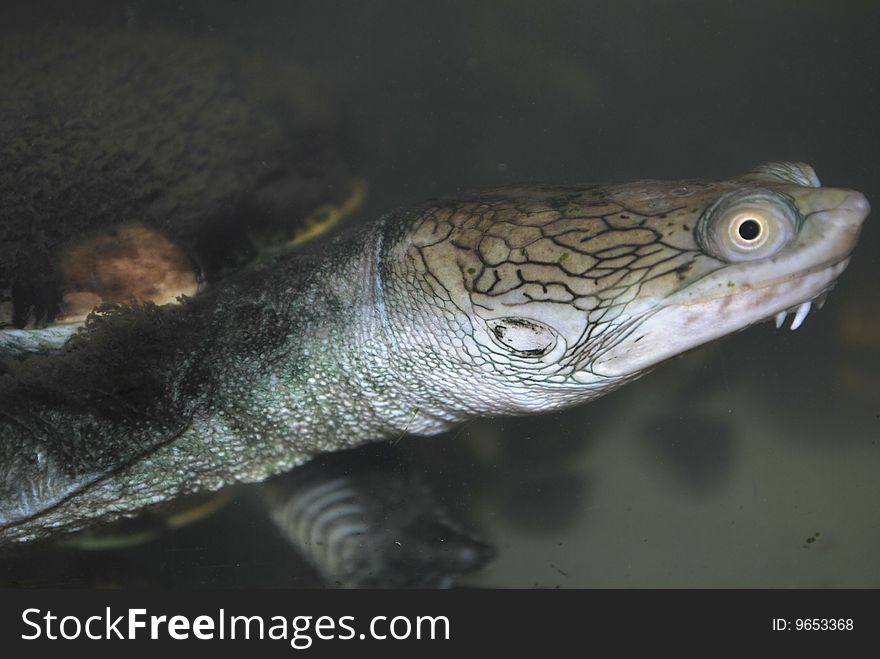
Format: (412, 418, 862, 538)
(404, 183, 729, 382)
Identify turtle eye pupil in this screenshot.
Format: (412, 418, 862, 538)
(738, 219, 762, 241)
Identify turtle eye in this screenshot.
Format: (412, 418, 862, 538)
(729, 212, 768, 248)
(697, 189, 800, 262)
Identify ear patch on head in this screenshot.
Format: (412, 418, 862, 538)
(487, 317, 558, 357)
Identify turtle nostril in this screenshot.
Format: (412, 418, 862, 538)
(841, 191, 870, 220)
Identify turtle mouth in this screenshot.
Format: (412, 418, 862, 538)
(587, 256, 850, 380)
(767, 279, 835, 331)
(747, 255, 850, 329)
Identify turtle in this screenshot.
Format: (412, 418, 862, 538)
(0, 28, 363, 342)
(0, 37, 871, 588)
(0, 29, 495, 588)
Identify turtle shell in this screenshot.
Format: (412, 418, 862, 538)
(0, 29, 364, 332)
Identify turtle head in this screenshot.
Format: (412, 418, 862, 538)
(385, 162, 868, 417)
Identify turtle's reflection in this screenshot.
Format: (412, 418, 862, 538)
(265, 444, 495, 588)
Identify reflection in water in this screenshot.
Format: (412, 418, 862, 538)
(265, 444, 495, 588)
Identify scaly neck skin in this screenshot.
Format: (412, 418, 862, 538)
(263, 219, 469, 453)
